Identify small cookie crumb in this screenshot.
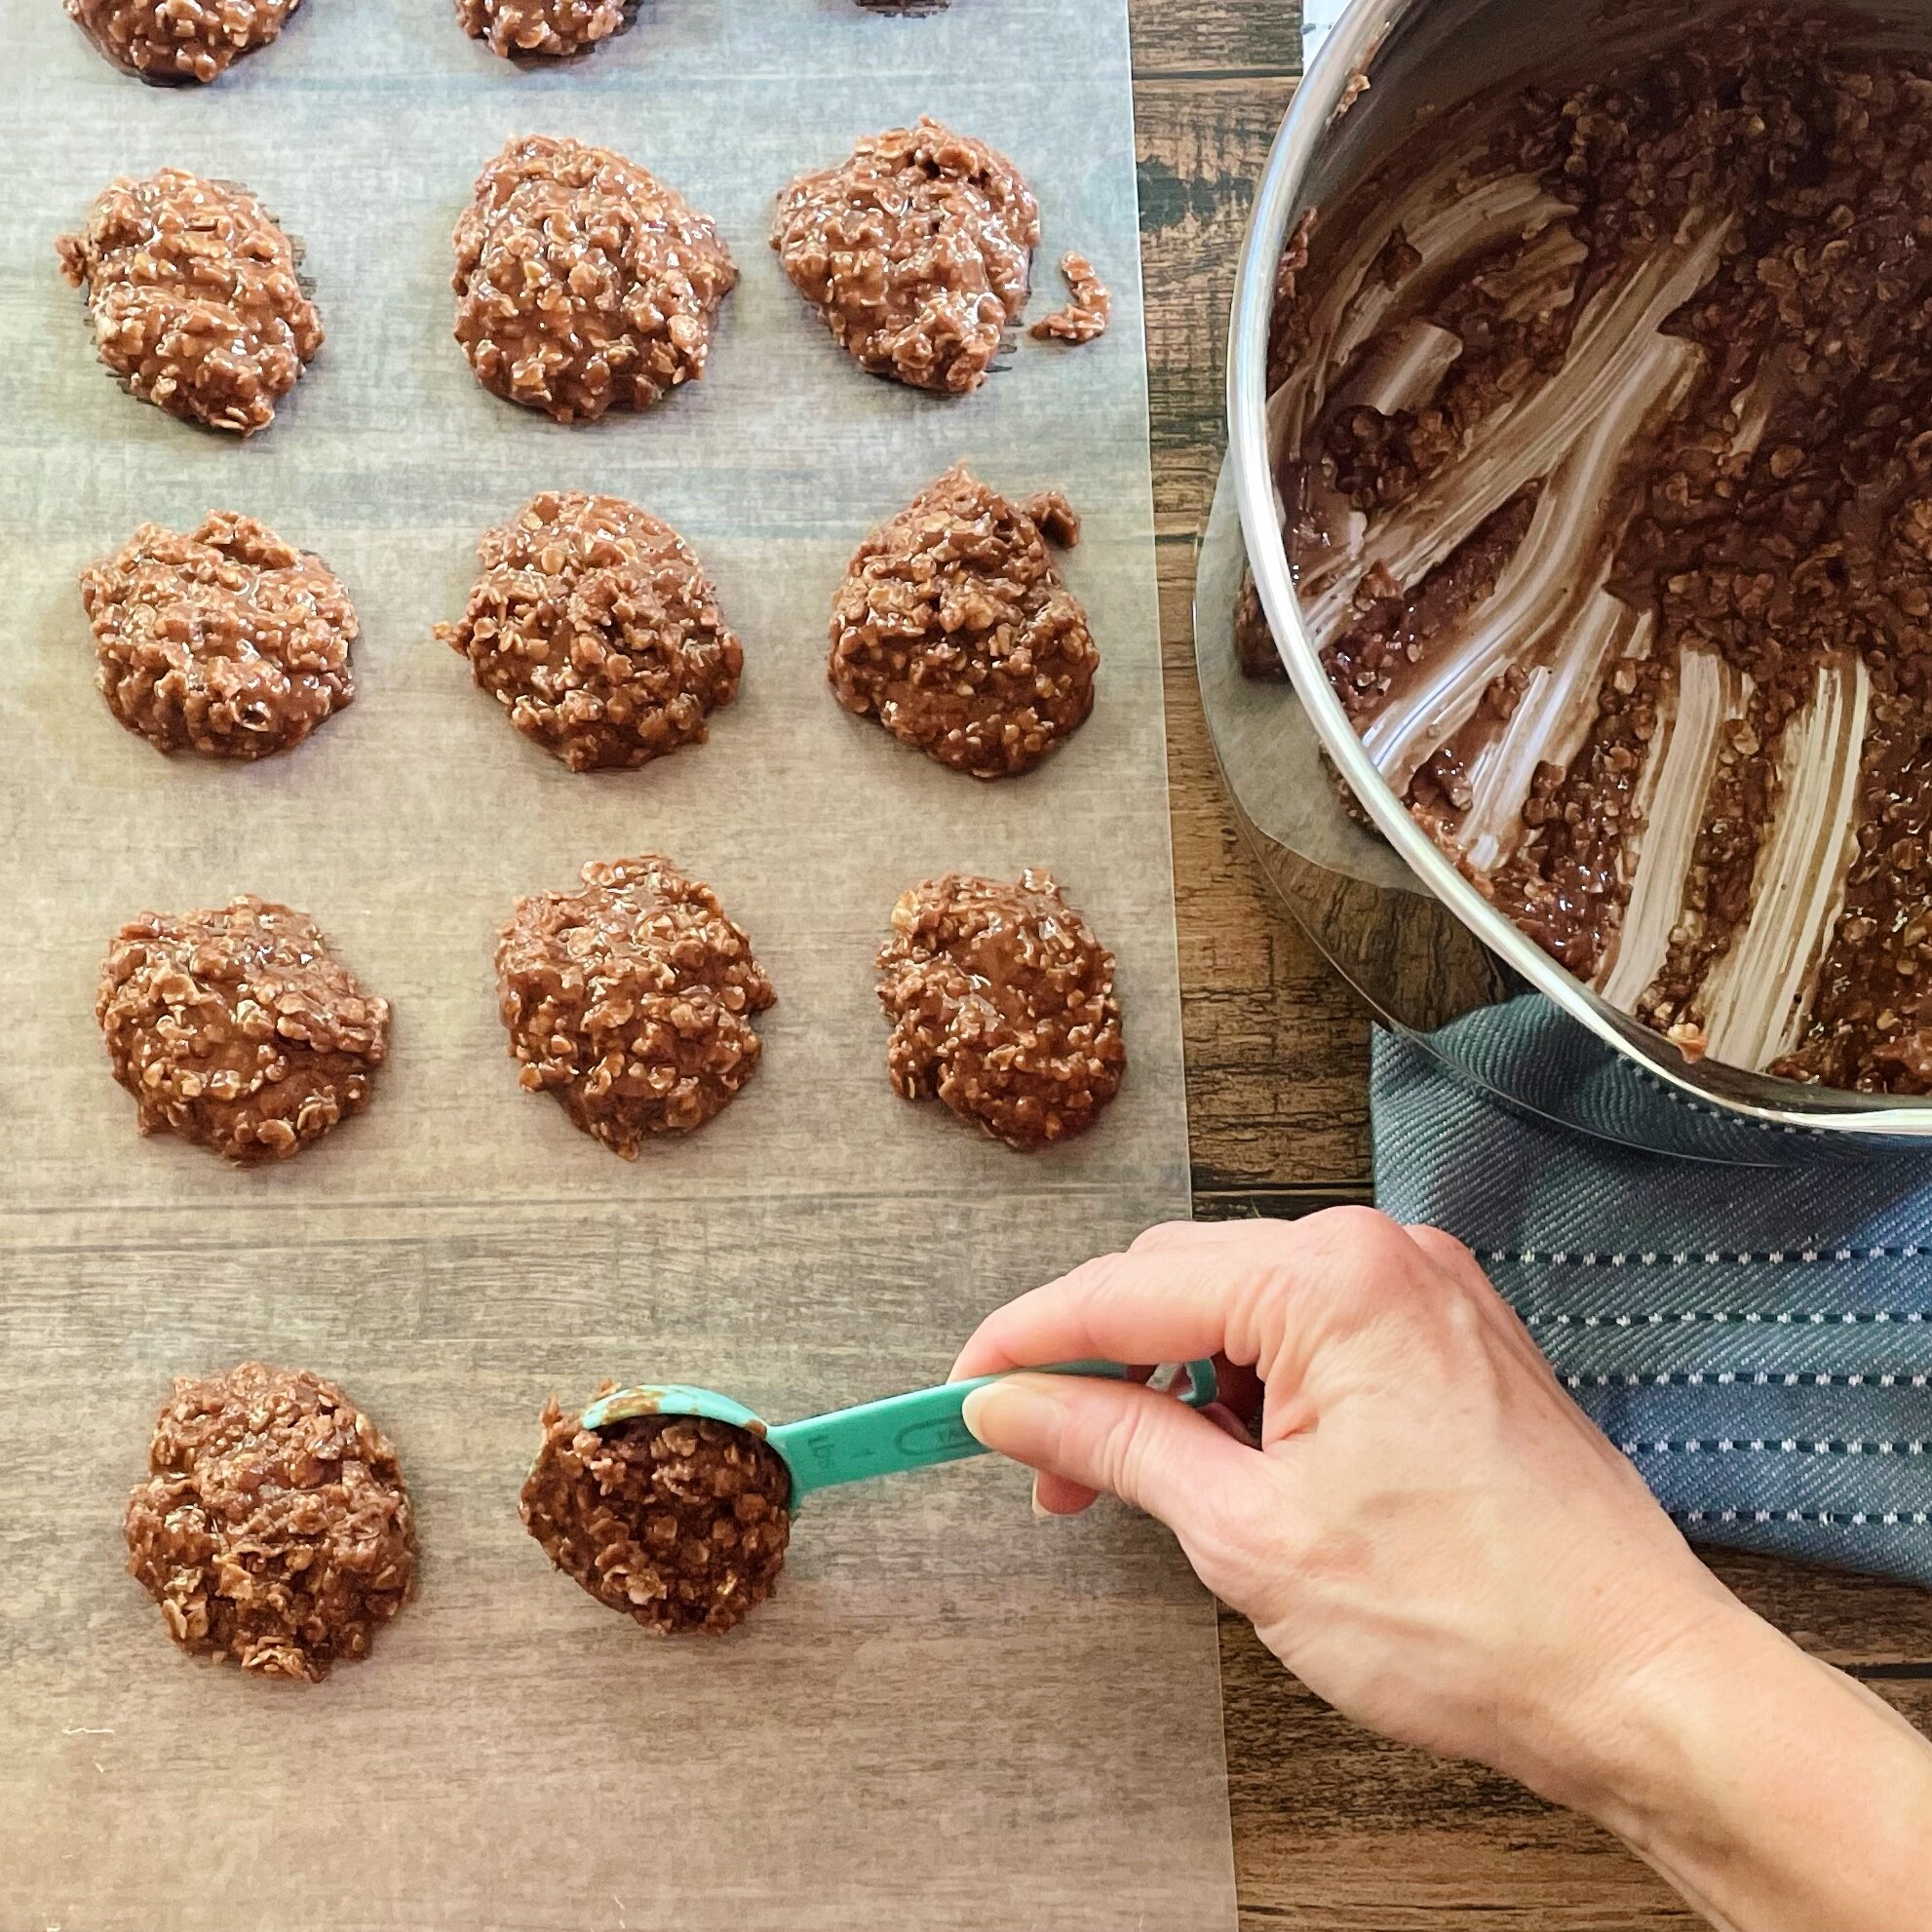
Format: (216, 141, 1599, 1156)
(495, 855, 775, 1156)
(522, 1392, 791, 1636)
(57, 170, 322, 436)
(66, 0, 299, 82)
(125, 1362, 416, 1681)
(97, 899, 390, 1164)
(452, 135, 736, 424)
(877, 869, 1126, 1149)
(79, 512, 356, 759)
(1029, 251, 1110, 344)
(456, 0, 626, 58)
(438, 491, 741, 772)
(772, 117, 1038, 395)
(830, 463, 1098, 778)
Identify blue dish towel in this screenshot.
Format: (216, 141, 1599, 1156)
(1372, 1027, 1932, 1586)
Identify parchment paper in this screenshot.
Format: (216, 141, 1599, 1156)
(0, 3, 1237, 1924)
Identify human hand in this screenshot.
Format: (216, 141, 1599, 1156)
(954, 1212, 1932, 1932)
(952, 1209, 1731, 1800)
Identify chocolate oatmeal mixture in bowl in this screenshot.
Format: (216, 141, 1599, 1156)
(1222, 0, 1932, 1142)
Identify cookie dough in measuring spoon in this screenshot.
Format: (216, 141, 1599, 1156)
(522, 1361, 1217, 1636)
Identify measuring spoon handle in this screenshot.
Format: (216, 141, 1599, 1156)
(768, 1359, 1218, 1503)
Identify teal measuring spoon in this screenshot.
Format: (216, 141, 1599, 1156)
(578, 1359, 1219, 1509)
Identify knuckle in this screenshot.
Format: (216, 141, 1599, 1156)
(1315, 1204, 1411, 1260)
(1128, 1219, 1197, 1255)
(1097, 1397, 1159, 1501)
(1405, 1223, 1478, 1272)
(1306, 1206, 1423, 1295)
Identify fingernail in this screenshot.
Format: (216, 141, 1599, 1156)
(961, 1375, 1065, 1459)
(1030, 1473, 1052, 1521)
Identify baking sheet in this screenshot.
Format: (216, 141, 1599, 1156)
(0, 3, 1237, 1924)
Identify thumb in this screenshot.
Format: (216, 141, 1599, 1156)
(961, 1372, 1257, 1534)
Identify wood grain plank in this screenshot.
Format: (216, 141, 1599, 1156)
(1135, 48, 1368, 1205)
(1160, 551, 1374, 1193)
(1128, 0, 1304, 78)
(1138, 78, 1302, 539)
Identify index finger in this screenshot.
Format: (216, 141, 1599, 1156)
(950, 1209, 1419, 1382)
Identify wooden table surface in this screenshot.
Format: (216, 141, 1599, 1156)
(1129, 4, 1932, 1923)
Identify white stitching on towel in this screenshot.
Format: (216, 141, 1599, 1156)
(1565, 1371, 1932, 1389)
(1524, 1310, 1926, 1329)
(1677, 1507, 1929, 1527)
(1490, 1247, 1922, 1265)
(1620, 1438, 1926, 1456)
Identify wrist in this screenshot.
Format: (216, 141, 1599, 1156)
(1545, 1595, 1786, 1837)
(1533, 1594, 1932, 1932)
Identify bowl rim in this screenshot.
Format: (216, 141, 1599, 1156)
(1223, 0, 1932, 1137)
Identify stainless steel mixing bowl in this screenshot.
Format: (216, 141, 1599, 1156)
(1214, 0, 1932, 1157)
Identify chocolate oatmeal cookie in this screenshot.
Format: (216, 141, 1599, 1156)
(522, 1393, 790, 1636)
(876, 869, 1125, 1149)
(1030, 252, 1110, 344)
(97, 898, 390, 1164)
(57, 170, 322, 436)
(830, 464, 1098, 777)
(79, 513, 356, 759)
(771, 117, 1039, 395)
(456, 0, 625, 57)
(67, 0, 299, 80)
(452, 135, 736, 424)
(496, 856, 775, 1156)
(125, 1362, 415, 1681)
(438, 491, 740, 771)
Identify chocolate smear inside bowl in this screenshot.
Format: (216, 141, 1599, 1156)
(1259, 6, 1932, 1094)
